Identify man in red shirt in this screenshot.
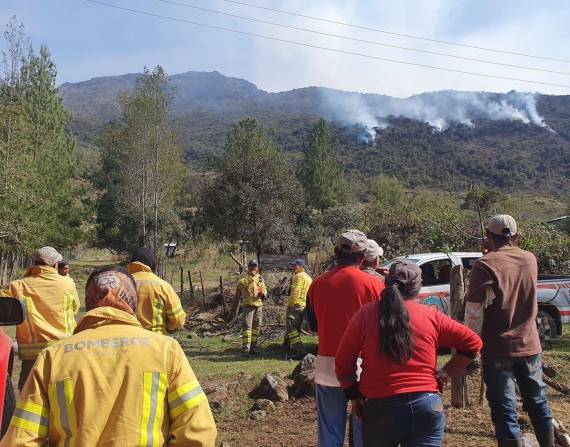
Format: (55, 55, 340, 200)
(306, 229, 384, 447)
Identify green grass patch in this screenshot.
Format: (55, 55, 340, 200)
(173, 332, 318, 381)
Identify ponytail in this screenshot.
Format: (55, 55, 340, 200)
(378, 283, 413, 364)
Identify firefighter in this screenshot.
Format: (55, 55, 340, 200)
(127, 247, 186, 334)
(1, 246, 80, 390)
(0, 265, 217, 446)
(283, 259, 312, 356)
(233, 260, 267, 355)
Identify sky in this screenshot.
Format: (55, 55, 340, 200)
(1, 0, 569, 97)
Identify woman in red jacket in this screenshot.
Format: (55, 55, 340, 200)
(336, 260, 482, 447)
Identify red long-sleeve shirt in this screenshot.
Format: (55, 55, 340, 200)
(308, 265, 384, 357)
(336, 301, 482, 399)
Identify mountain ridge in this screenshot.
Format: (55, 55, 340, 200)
(59, 70, 570, 195)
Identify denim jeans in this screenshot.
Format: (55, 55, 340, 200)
(316, 384, 363, 447)
(483, 354, 552, 442)
(361, 392, 445, 447)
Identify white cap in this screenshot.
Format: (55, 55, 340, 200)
(364, 239, 384, 262)
(487, 214, 518, 237)
(33, 247, 63, 266)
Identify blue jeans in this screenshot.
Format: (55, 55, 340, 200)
(316, 384, 363, 447)
(483, 354, 552, 442)
(361, 392, 445, 447)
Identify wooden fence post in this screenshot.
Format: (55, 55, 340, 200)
(450, 264, 466, 408)
(188, 271, 194, 300)
(199, 271, 206, 305)
(219, 276, 226, 312)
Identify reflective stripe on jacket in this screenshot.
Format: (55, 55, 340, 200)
(1, 266, 80, 360)
(0, 307, 217, 447)
(128, 262, 187, 334)
(288, 270, 312, 309)
(236, 273, 267, 307)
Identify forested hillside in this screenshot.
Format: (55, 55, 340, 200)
(59, 70, 570, 194)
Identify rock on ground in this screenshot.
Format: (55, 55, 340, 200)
(204, 380, 240, 410)
(249, 374, 289, 402)
(250, 410, 268, 421)
(291, 354, 317, 397)
(291, 353, 317, 379)
(251, 399, 276, 413)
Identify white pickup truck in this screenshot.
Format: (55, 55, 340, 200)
(384, 252, 570, 339)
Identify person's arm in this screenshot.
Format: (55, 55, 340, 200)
(0, 353, 50, 446)
(335, 309, 366, 398)
(258, 278, 268, 299)
(167, 340, 217, 447)
(464, 263, 496, 335)
(71, 281, 80, 315)
(164, 284, 187, 332)
(305, 284, 317, 332)
(288, 274, 302, 304)
(436, 311, 483, 378)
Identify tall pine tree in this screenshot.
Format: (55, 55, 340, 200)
(298, 118, 349, 211)
(0, 17, 77, 254)
(201, 118, 302, 260)
(96, 66, 185, 253)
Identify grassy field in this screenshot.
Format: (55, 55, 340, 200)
(5, 251, 570, 446)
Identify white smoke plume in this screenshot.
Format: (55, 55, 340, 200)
(319, 90, 552, 136)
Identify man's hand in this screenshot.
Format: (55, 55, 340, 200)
(375, 266, 389, 276)
(351, 398, 365, 421)
(436, 368, 450, 392)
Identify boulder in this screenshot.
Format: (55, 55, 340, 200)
(251, 399, 275, 413)
(290, 354, 317, 397)
(293, 370, 315, 397)
(204, 381, 240, 410)
(250, 410, 267, 421)
(291, 354, 317, 379)
(249, 374, 289, 402)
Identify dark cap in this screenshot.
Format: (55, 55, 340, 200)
(248, 259, 259, 268)
(288, 259, 307, 268)
(386, 260, 422, 298)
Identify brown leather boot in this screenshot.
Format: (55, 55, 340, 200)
(497, 439, 521, 447)
(535, 428, 555, 447)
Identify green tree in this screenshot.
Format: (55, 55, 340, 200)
(373, 176, 405, 209)
(96, 66, 185, 253)
(201, 118, 302, 259)
(0, 17, 77, 253)
(298, 118, 349, 211)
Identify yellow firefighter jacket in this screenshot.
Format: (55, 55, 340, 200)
(1, 306, 217, 447)
(288, 270, 312, 309)
(128, 262, 187, 334)
(1, 266, 80, 360)
(236, 273, 267, 307)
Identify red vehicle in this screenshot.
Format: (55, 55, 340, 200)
(0, 297, 25, 439)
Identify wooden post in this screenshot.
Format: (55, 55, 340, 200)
(188, 271, 194, 300)
(450, 264, 466, 408)
(219, 276, 226, 312)
(180, 266, 184, 294)
(199, 271, 206, 304)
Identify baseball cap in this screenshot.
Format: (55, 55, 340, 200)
(288, 259, 307, 268)
(487, 214, 518, 237)
(336, 229, 368, 254)
(364, 239, 384, 262)
(34, 247, 63, 266)
(248, 259, 259, 268)
(386, 260, 422, 298)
